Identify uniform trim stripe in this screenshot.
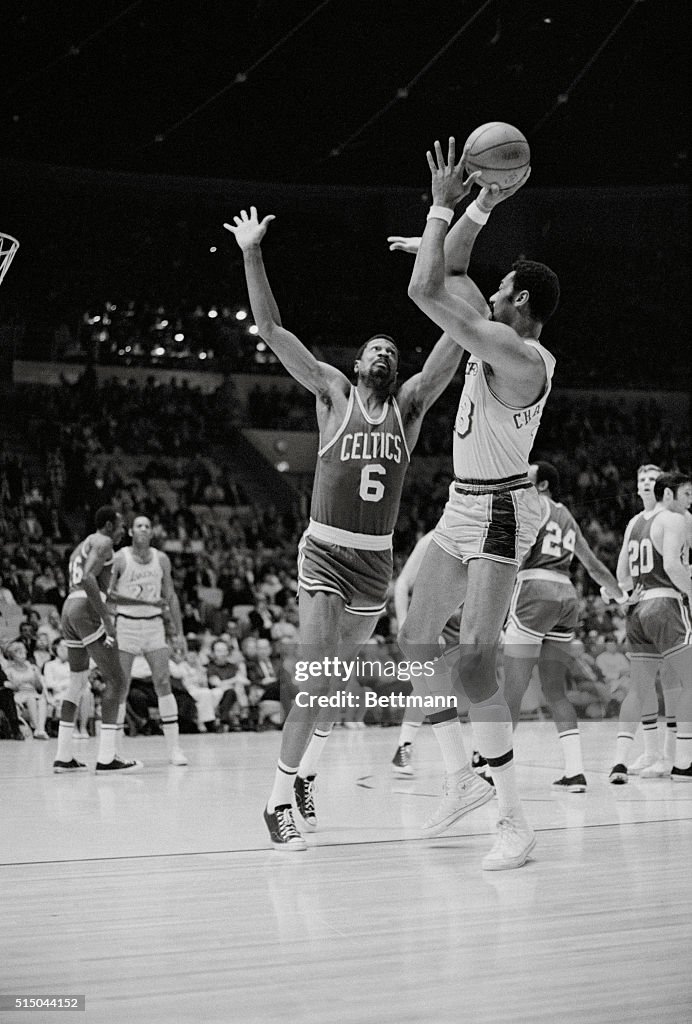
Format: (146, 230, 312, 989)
(317, 388, 354, 458)
(482, 491, 518, 561)
(486, 749, 514, 769)
(344, 601, 387, 617)
(391, 397, 411, 462)
(64, 624, 106, 648)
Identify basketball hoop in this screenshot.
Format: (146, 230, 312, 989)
(0, 233, 19, 286)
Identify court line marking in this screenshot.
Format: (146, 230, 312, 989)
(2, 814, 691, 868)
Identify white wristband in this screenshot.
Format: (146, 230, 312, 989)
(427, 205, 454, 225)
(465, 200, 490, 225)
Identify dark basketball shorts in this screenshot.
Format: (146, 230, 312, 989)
(627, 594, 692, 660)
(61, 593, 106, 649)
(297, 532, 393, 617)
(504, 576, 578, 645)
(433, 479, 542, 567)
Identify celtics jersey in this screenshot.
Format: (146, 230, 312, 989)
(310, 387, 410, 545)
(453, 340, 555, 481)
(521, 497, 579, 577)
(626, 510, 677, 592)
(67, 534, 113, 594)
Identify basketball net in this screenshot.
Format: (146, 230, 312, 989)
(0, 233, 19, 286)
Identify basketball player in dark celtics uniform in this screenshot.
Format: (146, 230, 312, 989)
(609, 472, 692, 784)
(502, 462, 624, 791)
(225, 192, 490, 849)
(54, 506, 142, 774)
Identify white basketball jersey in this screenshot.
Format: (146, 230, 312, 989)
(117, 547, 163, 618)
(453, 340, 555, 480)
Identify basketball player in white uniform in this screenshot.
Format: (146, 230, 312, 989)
(109, 515, 188, 766)
(225, 200, 487, 851)
(401, 138, 561, 869)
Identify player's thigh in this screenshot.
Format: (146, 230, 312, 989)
(401, 541, 468, 643)
(338, 610, 381, 657)
(459, 557, 517, 643)
(298, 588, 347, 651)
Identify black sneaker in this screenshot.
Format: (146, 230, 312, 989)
(609, 763, 628, 785)
(95, 757, 143, 774)
(391, 743, 414, 777)
(552, 773, 587, 793)
(294, 774, 317, 831)
(264, 804, 307, 851)
(671, 763, 692, 783)
(53, 758, 88, 773)
(472, 749, 488, 773)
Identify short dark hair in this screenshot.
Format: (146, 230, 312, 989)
(95, 505, 117, 530)
(653, 472, 691, 501)
(533, 461, 560, 497)
(355, 334, 399, 363)
(512, 259, 560, 323)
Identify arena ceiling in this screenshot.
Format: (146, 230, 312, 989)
(1, 0, 689, 188)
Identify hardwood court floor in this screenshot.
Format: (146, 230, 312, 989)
(2, 722, 691, 1024)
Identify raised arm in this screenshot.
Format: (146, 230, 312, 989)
(224, 208, 349, 398)
(408, 138, 538, 380)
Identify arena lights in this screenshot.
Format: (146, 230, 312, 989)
(248, 325, 259, 335)
(174, 332, 185, 342)
(156, 319, 169, 329)
(198, 352, 208, 360)
(209, 246, 217, 253)
(256, 341, 267, 351)
(207, 308, 218, 319)
(152, 346, 166, 357)
(275, 460, 290, 473)
(235, 309, 248, 321)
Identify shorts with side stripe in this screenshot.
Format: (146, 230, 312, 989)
(116, 614, 167, 655)
(433, 480, 542, 567)
(504, 578, 578, 645)
(297, 532, 392, 617)
(61, 596, 106, 649)
(627, 596, 692, 660)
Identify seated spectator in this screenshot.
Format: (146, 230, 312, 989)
(13, 620, 38, 660)
(33, 630, 53, 672)
(42, 638, 72, 730)
(167, 642, 203, 733)
(207, 638, 249, 731)
(41, 608, 63, 644)
(565, 640, 612, 720)
(594, 636, 630, 706)
(0, 575, 17, 604)
(2, 640, 49, 738)
(247, 593, 278, 640)
(181, 601, 202, 636)
(0, 661, 25, 739)
(172, 642, 218, 732)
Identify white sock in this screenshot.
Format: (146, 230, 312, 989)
(664, 718, 677, 761)
(431, 717, 468, 774)
(674, 727, 692, 770)
(398, 720, 422, 748)
(616, 730, 635, 766)
(558, 729, 584, 777)
(641, 714, 659, 757)
(159, 693, 179, 751)
(268, 760, 298, 812)
(469, 692, 521, 819)
(298, 728, 331, 778)
(115, 702, 127, 757)
(56, 721, 75, 763)
(98, 724, 117, 765)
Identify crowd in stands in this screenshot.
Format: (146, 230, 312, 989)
(0, 370, 688, 740)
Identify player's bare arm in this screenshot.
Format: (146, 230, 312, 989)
(160, 553, 184, 640)
(396, 332, 463, 447)
(224, 207, 351, 437)
(573, 529, 624, 599)
(408, 138, 541, 390)
(82, 535, 117, 638)
(656, 512, 692, 601)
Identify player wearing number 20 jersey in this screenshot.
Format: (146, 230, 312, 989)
(299, 386, 409, 615)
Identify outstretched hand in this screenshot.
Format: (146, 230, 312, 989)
(223, 206, 276, 251)
(386, 236, 421, 254)
(427, 137, 482, 210)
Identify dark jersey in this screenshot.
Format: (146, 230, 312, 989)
(310, 387, 410, 537)
(626, 510, 678, 592)
(67, 534, 113, 594)
(521, 497, 579, 577)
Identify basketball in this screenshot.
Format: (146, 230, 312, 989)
(463, 122, 530, 191)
